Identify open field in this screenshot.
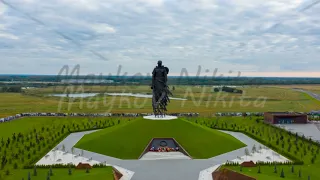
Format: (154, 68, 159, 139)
(75, 118, 246, 159)
(4, 167, 114, 180)
(1, 85, 320, 179)
(225, 165, 320, 180)
(271, 85, 320, 95)
(1, 85, 320, 118)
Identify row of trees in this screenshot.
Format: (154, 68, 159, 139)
(213, 86, 243, 94)
(0, 86, 22, 93)
(3, 74, 320, 85)
(190, 117, 320, 165)
(0, 118, 123, 178)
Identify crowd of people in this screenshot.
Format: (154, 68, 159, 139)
(0, 112, 199, 123)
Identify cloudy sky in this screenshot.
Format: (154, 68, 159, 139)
(1, 0, 320, 77)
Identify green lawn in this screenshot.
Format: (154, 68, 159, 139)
(225, 164, 320, 180)
(0, 117, 127, 140)
(0, 117, 129, 179)
(190, 116, 320, 165)
(75, 118, 246, 159)
(4, 167, 114, 180)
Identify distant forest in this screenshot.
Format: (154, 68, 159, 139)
(0, 75, 320, 86)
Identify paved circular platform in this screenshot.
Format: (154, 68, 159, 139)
(143, 115, 178, 120)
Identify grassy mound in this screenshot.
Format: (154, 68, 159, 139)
(226, 165, 320, 180)
(0, 117, 125, 139)
(75, 118, 246, 159)
(4, 167, 114, 180)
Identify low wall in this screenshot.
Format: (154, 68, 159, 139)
(112, 167, 123, 180)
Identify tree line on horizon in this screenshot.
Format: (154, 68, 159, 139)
(1, 75, 320, 86)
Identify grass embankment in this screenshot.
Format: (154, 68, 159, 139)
(2, 85, 320, 118)
(224, 165, 320, 180)
(75, 118, 246, 159)
(0, 117, 131, 179)
(189, 116, 320, 165)
(192, 116, 320, 180)
(5, 167, 114, 180)
(0, 117, 126, 140)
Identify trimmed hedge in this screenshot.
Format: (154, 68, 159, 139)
(92, 163, 109, 168)
(24, 164, 76, 169)
(224, 161, 300, 166)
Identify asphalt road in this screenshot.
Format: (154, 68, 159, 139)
(293, 88, 320, 101)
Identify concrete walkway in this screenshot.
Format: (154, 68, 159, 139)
(275, 124, 320, 142)
(140, 152, 191, 160)
(46, 129, 285, 180)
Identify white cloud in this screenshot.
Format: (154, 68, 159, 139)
(0, 4, 6, 16)
(0, 33, 19, 40)
(137, 0, 164, 6)
(91, 23, 116, 33)
(0, 0, 320, 75)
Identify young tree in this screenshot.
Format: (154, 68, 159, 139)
(291, 165, 294, 173)
(33, 166, 37, 176)
(68, 166, 72, 175)
(71, 147, 75, 155)
(240, 166, 242, 172)
(257, 166, 261, 174)
(46, 172, 50, 180)
(244, 148, 250, 160)
(13, 162, 18, 169)
(49, 166, 53, 176)
(86, 167, 90, 173)
(62, 144, 65, 152)
(273, 164, 278, 173)
(53, 150, 57, 161)
(280, 168, 285, 178)
(28, 172, 31, 180)
(299, 169, 301, 178)
(252, 144, 257, 154)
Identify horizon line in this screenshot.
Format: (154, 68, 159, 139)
(0, 72, 320, 78)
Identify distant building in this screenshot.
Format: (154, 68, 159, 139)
(264, 112, 307, 124)
(212, 168, 256, 180)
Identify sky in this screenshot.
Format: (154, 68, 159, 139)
(0, 0, 320, 77)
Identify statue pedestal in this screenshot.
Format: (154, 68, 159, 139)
(143, 115, 177, 120)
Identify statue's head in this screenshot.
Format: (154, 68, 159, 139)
(157, 60, 162, 66)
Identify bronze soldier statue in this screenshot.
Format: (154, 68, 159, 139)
(151, 60, 172, 117)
